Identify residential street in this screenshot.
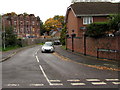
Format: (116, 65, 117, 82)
(2, 45, 120, 88)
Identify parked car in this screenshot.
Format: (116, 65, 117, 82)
(54, 40, 61, 45)
(41, 42, 55, 53)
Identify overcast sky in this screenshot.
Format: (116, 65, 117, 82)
(0, 0, 71, 22)
(0, 0, 119, 22)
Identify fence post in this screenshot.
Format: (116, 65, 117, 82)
(97, 48, 99, 59)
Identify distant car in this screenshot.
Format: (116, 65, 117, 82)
(54, 40, 61, 45)
(41, 42, 55, 53)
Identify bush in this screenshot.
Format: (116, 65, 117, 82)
(86, 22, 109, 38)
(108, 14, 120, 31)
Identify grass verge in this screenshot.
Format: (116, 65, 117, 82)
(2, 46, 21, 52)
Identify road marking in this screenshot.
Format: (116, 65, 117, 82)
(29, 84, 44, 86)
(36, 56, 39, 62)
(86, 79, 100, 81)
(7, 84, 19, 87)
(39, 65, 52, 85)
(49, 80, 61, 82)
(50, 83, 63, 86)
(112, 82, 120, 85)
(91, 82, 106, 85)
(67, 79, 80, 82)
(71, 83, 85, 86)
(105, 79, 119, 81)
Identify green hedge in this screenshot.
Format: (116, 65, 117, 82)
(86, 22, 109, 38)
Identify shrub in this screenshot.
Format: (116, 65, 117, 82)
(108, 14, 120, 31)
(86, 22, 109, 38)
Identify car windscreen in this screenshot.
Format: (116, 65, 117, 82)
(44, 43, 53, 46)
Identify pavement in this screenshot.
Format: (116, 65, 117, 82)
(0, 45, 120, 71)
(0, 45, 36, 62)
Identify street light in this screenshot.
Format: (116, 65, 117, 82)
(71, 29, 76, 52)
(65, 31, 69, 50)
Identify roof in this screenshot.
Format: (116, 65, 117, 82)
(67, 2, 119, 17)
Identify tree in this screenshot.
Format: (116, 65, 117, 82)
(2, 26, 17, 47)
(60, 25, 67, 45)
(40, 20, 47, 35)
(44, 15, 65, 35)
(0, 15, 2, 49)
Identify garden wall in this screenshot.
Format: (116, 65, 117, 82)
(67, 36, 120, 61)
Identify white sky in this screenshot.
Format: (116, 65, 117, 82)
(0, 0, 119, 22)
(0, 0, 71, 22)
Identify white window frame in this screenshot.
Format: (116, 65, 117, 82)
(83, 17, 93, 25)
(14, 21, 17, 25)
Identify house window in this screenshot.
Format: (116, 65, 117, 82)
(14, 21, 17, 25)
(20, 21, 23, 25)
(83, 17, 93, 25)
(32, 21, 35, 25)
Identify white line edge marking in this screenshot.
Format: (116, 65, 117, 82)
(86, 79, 100, 81)
(39, 65, 63, 86)
(91, 82, 106, 85)
(7, 84, 19, 86)
(29, 84, 44, 86)
(34, 48, 40, 55)
(112, 82, 120, 84)
(105, 79, 119, 81)
(67, 79, 80, 82)
(49, 80, 61, 82)
(39, 65, 51, 85)
(36, 56, 39, 62)
(71, 83, 85, 86)
(50, 83, 63, 86)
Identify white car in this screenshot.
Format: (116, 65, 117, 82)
(41, 42, 55, 53)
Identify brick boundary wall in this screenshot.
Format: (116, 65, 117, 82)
(67, 36, 120, 61)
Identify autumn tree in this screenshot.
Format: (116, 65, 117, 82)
(44, 15, 65, 35)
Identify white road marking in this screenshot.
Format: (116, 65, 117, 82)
(67, 79, 80, 82)
(49, 80, 61, 82)
(86, 79, 100, 81)
(112, 82, 120, 85)
(39, 65, 63, 86)
(36, 56, 39, 62)
(91, 82, 106, 85)
(29, 84, 44, 86)
(7, 84, 19, 87)
(71, 83, 85, 86)
(39, 65, 52, 85)
(105, 79, 119, 81)
(50, 83, 63, 86)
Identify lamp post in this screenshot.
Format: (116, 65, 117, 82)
(66, 31, 69, 50)
(71, 29, 76, 52)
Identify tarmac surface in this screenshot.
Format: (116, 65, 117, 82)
(1, 45, 120, 71)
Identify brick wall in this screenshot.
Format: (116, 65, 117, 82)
(67, 36, 120, 61)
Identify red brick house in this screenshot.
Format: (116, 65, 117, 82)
(65, 2, 119, 37)
(2, 13, 41, 38)
(65, 2, 120, 60)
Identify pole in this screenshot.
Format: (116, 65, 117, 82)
(66, 36, 67, 50)
(72, 35, 74, 52)
(84, 33, 86, 55)
(3, 17, 6, 50)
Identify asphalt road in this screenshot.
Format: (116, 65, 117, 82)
(2, 46, 120, 88)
